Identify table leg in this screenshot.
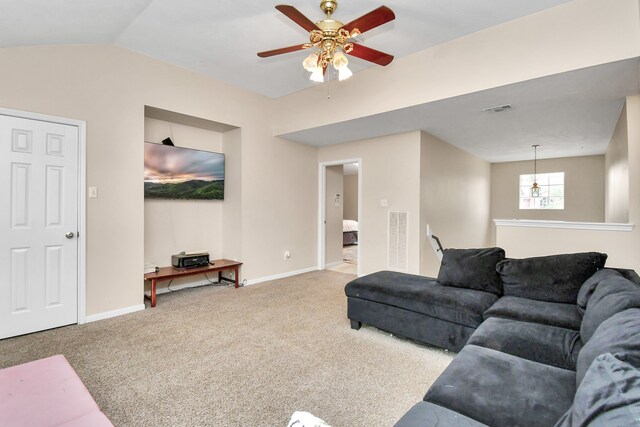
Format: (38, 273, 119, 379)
(234, 266, 239, 288)
(151, 279, 157, 308)
(218, 271, 222, 283)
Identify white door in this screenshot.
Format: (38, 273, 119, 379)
(0, 115, 79, 339)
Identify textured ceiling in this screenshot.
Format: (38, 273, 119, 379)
(1, 0, 572, 98)
(280, 59, 640, 163)
(1, 0, 635, 161)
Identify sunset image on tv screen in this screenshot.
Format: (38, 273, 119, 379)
(144, 142, 224, 200)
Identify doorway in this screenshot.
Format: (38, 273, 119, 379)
(318, 159, 361, 276)
(0, 108, 86, 339)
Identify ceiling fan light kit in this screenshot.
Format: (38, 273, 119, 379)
(258, 1, 395, 84)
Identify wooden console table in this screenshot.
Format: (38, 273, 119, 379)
(143, 259, 242, 308)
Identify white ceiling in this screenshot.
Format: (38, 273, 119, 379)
(280, 59, 640, 162)
(1, 0, 636, 161)
(1, 0, 572, 98)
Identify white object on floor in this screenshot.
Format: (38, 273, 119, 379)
(288, 411, 331, 427)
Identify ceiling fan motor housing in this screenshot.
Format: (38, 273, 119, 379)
(320, 0, 338, 16)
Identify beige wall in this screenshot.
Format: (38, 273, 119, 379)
(318, 132, 422, 275)
(605, 104, 630, 223)
(420, 132, 492, 277)
(343, 173, 358, 221)
(325, 165, 344, 265)
(317, 131, 491, 277)
(222, 128, 242, 263)
(0, 45, 318, 316)
(491, 155, 605, 241)
(496, 96, 640, 272)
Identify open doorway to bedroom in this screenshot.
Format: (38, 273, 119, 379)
(319, 160, 360, 276)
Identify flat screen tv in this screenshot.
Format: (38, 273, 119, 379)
(144, 142, 224, 200)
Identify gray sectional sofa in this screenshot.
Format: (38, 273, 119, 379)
(344, 249, 640, 426)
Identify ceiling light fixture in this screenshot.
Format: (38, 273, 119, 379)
(531, 144, 541, 198)
(258, 1, 395, 84)
(300, 3, 358, 83)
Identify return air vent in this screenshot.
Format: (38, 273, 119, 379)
(482, 104, 512, 113)
(388, 211, 408, 272)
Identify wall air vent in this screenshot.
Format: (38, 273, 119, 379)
(482, 104, 512, 113)
(388, 211, 408, 272)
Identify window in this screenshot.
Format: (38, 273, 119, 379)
(519, 172, 564, 209)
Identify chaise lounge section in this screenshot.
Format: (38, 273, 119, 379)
(345, 250, 640, 426)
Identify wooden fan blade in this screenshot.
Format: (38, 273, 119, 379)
(258, 44, 307, 58)
(347, 44, 394, 66)
(275, 5, 320, 32)
(342, 6, 395, 35)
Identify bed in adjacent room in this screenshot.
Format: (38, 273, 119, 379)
(343, 219, 358, 245)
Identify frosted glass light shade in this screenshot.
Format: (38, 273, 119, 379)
(310, 67, 324, 83)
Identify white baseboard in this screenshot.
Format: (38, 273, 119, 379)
(244, 266, 319, 286)
(324, 261, 343, 269)
(85, 304, 145, 323)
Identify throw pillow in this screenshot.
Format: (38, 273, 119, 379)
(577, 269, 624, 316)
(577, 309, 640, 386)
(496, 252, 607, 304)
(554, 353, 640, 427)
(436, 247, 505, 295)
(581, 276, 640, 344)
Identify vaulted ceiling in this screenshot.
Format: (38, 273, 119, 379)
(1, 0, 637, 162)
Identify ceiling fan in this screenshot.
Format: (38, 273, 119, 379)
(257, 0, 395, 82)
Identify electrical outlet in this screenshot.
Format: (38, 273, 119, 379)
(284, 250, 291, 260)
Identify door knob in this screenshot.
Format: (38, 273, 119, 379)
(65, 232, 75, 239)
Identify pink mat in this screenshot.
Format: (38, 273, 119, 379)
(0, 355, 113, 427)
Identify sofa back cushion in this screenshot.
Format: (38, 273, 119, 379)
(577, 309, 640, 386)
(556, 353, 640, 427)
(496, 252, 607, 304)
(581, 276, 640, 343)
(436, 247, 505, 295)
(577, 269, 623, 316)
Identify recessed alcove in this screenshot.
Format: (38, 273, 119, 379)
(143, 106, 241, 295)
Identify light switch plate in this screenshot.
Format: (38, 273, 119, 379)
(88, 187, 98, 198)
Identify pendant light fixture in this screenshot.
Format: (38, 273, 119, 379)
(531, 144, 541, 198)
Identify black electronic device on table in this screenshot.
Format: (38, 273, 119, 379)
(171, 252, 210, 269)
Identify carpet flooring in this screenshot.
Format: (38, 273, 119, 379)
(0, 270, 454, 427)
(343, 245, 358, 264)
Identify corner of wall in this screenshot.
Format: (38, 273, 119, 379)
(419, 132, 492, 277)
(604, 102, 630, 223)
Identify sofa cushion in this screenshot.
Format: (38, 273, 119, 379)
(496, 252, 607, 304)
(483, 296, 581, 330)
(424, 345, 576, 427)
(555, 353, 640, 427)
(577, 269, 623, 316)
(394, 402, 489, 427)
(577, 308, 640, 387)
(615, 268, 640, 285)
(467, 317, 581, 371)
(436, 247, 505, 295)
(580, 275, 640, 343)
(345, 271, 498, 328)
